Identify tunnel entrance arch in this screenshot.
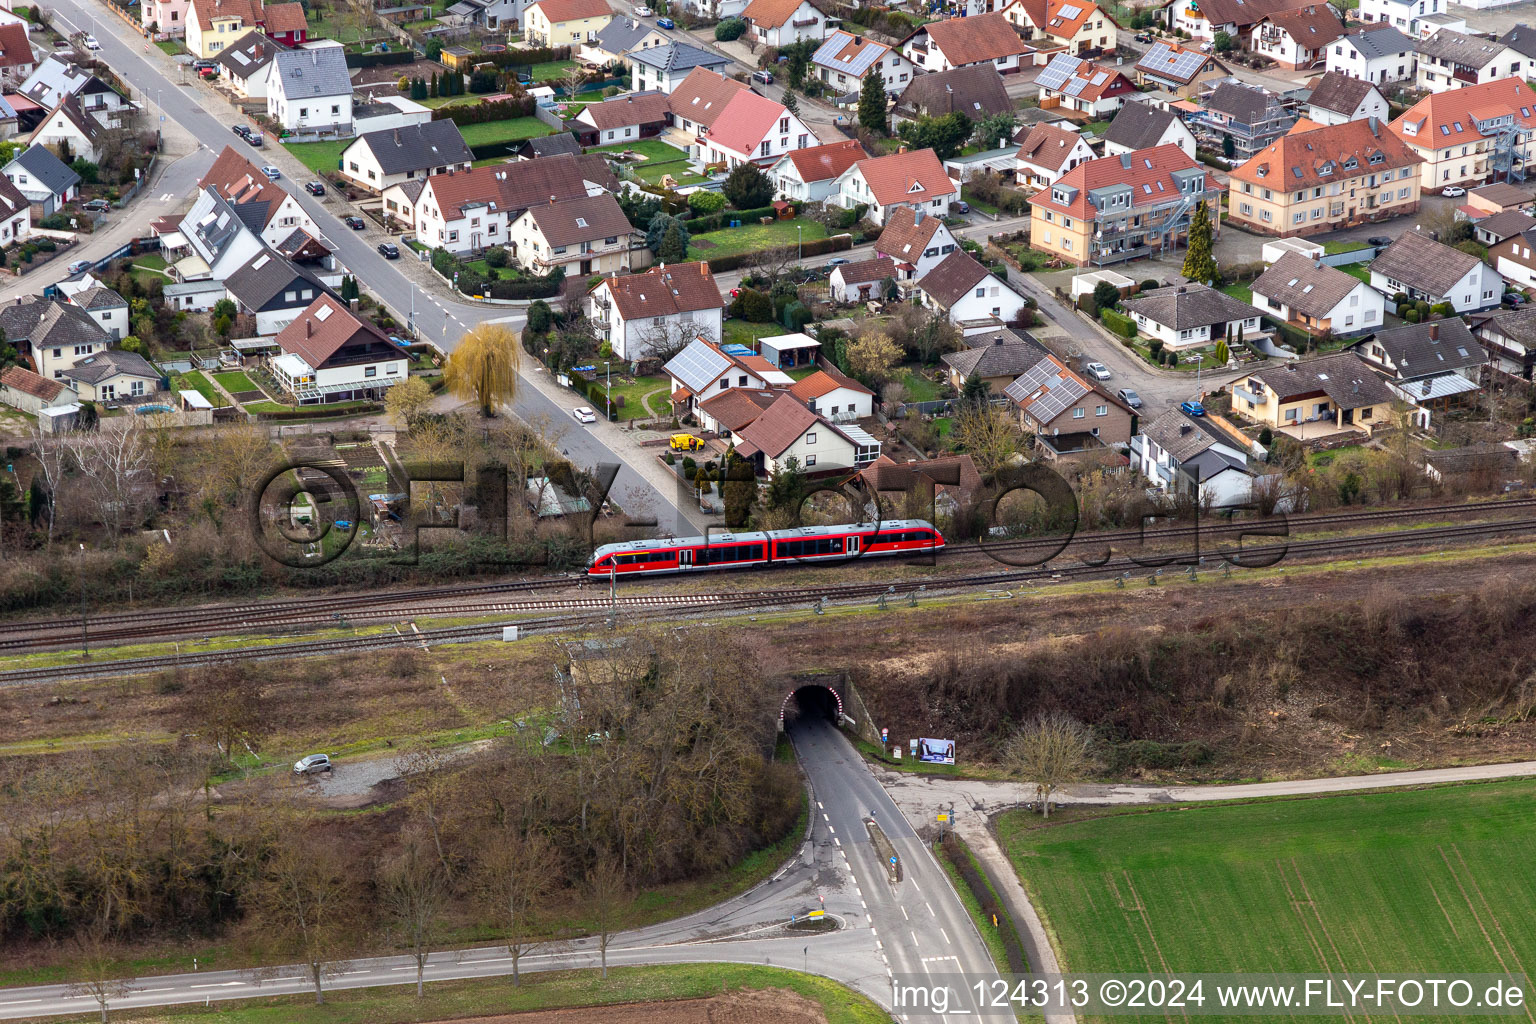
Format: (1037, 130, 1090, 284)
(780, 683, 844, 726)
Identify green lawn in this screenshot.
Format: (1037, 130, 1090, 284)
(285, 139, 348, 175)
(901, 368, 945, 402)
(457, 117, 553, 147)
(419, 94, 482, 110)
(999, 780, 1536, 1023)
(155, 39, 187, 56)
(583, 373, 671, 419)
(687, 218, 827, 261)
(593, 138, 707, 186)
(1340, 263, 1373, 285)
(173, 370, 228, 408)
(723, 318, 786, 348)
(529, 59, 578, 80)
(1219, 281, 1253, 304)
(1323, 240, 1369, 255)
(462, 258, 521, 280)
(213, 370, 257, 393)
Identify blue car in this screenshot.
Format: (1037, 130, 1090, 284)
(657, 16, 674, 27)
(1180, 401, 1206, 417)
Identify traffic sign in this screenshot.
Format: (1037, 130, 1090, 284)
(890, 855, 898, 865)
(809, 909, 824, 918)
(937, 812, 949, 823)
(881, 727, 889, 742)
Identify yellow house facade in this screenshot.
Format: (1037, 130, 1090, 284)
(1232, 353, 1397, 438)
(523, 0, 613, 47)
(186, 0, 263, 58)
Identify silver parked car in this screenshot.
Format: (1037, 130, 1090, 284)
(293, 753, 334, 775)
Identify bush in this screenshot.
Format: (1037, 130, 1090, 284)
(684, 204, 778, 233)
(730, 288, 774, 322)
(483, 246, 510, 268)
(1140, 279, 1160, 292)
(1093, 280, 1121, 312)
(715, 17, 745, 39)
(38, 213, 70, 230)
(687, 190, 727, 215)
(782, 300, 811, 332)
(681, 455, 697, 474)
(1148, 338, 1164, 357)
(1258, 427, 1273, 447)
(468, 69, 498, 93)
(664, 451, 675, 465)
(1101, 308, 1137, 339)
(1429, 301, 1454, 318)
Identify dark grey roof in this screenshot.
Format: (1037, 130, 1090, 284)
(1417, 29, 1511, 69)
(919, 250, 994, 307)
(9, 142, 80, 196)
(75, 284, 127, 311)
(1141, 407, 1236, 462)
(1470, 181, 1536, 207)
(593, 16, 659, 53)
(1499, 25, 1536, 59)
(1102, 102, 1182, 152)
(0, 296, 106, 349)
(60, 348, 158, 384)
(1350, 317, 1483, 380)
(273, 47, 352, 100)
(1346, 24, 1414, 59)
(1205, 80, 1275, 124)
(1246, 352, 1396, 409)
(1121, 283, 1260, 331)
(1183, 447, 1251, 479)
(941, 334, 1050, 378)
(628, 41, 729, 73)
(190, 192, 251, 261)
(1252, 252, 1364, 318)
(224, 249, 331, 311)
(1473, 306, 1536, 347)
(1371, 231, 1481, 298)
(350, 120, 472, 175)
(214, 30, 283, 78)
(895, 64, 1011, 119)
(388, 178, 426, 204)
(1306, 72, 1377, 116)
(1476, 209, 1536, 242)
(524, 132, 583, 159)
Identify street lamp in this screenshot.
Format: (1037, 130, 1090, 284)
(604, 359, 612, 419)
(797, 223, 802, 264)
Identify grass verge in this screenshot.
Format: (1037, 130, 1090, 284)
(934, 834, 1016, 975)
(284, 139, 347, 176)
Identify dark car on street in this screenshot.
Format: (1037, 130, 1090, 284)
(377, 242, 400, 259)
(345, 215, 366, 229)
(304, 181, 325, 196)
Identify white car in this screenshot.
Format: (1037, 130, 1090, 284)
(634, 4, 653, 13)
(261, 165, 281, 180)
(573, 406, 597, 424)
(82, 34, 100, 50)
(293, 753, 333, 775)
(1442, 186, 1466, 197)
(1085, 361, 1112, 381)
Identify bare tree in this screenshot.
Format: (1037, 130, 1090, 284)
(635, 318, 718, 363)
(950, 404, 1024, 475)
(376, 842, 448, 998)
(188, 664, 265, 771)
(1002, 712, 1093, 819)
(29, 423, 66, 546)
(476, 831, 558, 985)
(393, 745, 457, 879)
(585, 857, 626, 979)
(62, 419, 153, 541)
(67, 925, 132, 1024)
(249, 837, 355, 1004)
(744, 244, 802, 291)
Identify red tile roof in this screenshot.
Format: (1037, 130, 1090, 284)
(667, 67, 749, 130)
(1038, 61, 1135, 103)
(599, 261, 722, 320)
(1257, 4, 1343, 48)
(781, 139, 866, 182)
(853, 147, 957, 208)
(831, 256, 896, 287)
(421, 154, 618, 220)
(741, 0, 816, 28)
(1230, 117, 1421, 192)
(191, 0, 263, 29)
(789, 366, 873, 401)
(263, 1, 307, 33)
(200, 144, 292, 229)
(0, 24, 34, 70)
(1029, 144, 1222, 220)
(734, 392, 821, 459)
(528, 0, 612, 22)
(1041, 0, 1107, 38)
(1016, 123, 1088, 171)
(816, 31, 892, 67)
(702, 89, 794, 160)
(875, 206, 943, 264)
(1391, 77, 1536, 150)
(580, 89, 669, 131)
(275, 294, 390, 370)
(1, 364, 66, 401)
(698, 387, 777, 431)
(918, 13, 1030, 66)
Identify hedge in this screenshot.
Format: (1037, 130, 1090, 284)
(704, 232, 852, 272)
(938, 834, 1028, 974)
(486, 45, 572, 69)
(683, 204, 783, 232)
(344, 49, 414, 68)
(254, 402, 384, 421)
(1101, 307, 1137, 339)
(431, 95, 536, 125)
(484, 275, 564, 300)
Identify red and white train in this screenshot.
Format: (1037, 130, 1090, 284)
(586, 520, 945, 577)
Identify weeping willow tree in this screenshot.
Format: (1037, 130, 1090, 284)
(445, 323, 521, 417)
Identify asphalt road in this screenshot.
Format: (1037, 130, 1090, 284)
(51, 0, 699, 533)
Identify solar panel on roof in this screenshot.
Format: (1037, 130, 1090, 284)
(665, 341, 732, 395)
(1058, 3, 1083, 16)
(1090, 71, 1108, 85)
(1065, 78, 1088, 96)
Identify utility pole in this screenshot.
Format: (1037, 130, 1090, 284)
(79, 543, 89, 660)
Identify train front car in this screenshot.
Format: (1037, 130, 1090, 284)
(587, 521, 944, 578)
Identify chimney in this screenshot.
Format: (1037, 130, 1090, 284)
(700, 263, 707, 275)
(1180, 423, 1192, 434)
(897, 144, 907, 154)
(914, 208, 925, 224)
(1176, 285, 1186, 293)
(1429, 322, 1439, 341)
(994, 335, 1004, 345)
(1368, 116, 1379, 137)
(393, 127, 401, 145)
(306, 318, 313, 336)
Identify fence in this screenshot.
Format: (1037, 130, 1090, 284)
(1318, 245, 1378, 267)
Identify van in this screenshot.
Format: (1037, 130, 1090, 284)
(670, 434, 704, 452)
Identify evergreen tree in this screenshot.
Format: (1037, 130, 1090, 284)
(27, 479, 46, 526)
(961, 372, 991, 407)
(783, 88, 800, 116)
(430, 72, 440, 98)
(658, 220, 688, 263)
(1181, 200, 1218, 286)
(1214, 339, 1230, 365)
(858, 71, 887, 136)
(1222, 133, 1235, 159)
(764, 455, 807, 513)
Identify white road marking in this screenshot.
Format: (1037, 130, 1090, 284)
(910, 929, 920, 949)
(190, 982, 242, 989)
(817, 801, 823, 809)
(900, 905, 908, 919)
(941, 927, 951, 945)
(926, 902, 935, 917)
(0, 1000, 42, 1006)
(833, 837, 840, 846)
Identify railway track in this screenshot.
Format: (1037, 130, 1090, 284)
(4, 497, 1531, 653)
(5, 514, 1535, 685)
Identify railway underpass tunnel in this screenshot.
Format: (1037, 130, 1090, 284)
(782, 684, 842, 726)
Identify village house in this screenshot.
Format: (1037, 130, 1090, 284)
(1487, 224, 1536, 289)
(893, 65, 1012, 124)
(1251, 251, 1385, 336)
(338, 121, 473, 194)
(1472, 305, 1536, 379)
(1027, 145, 1222, 267)
(186, 0, 265, 59)
(263, 1, 308, 44)
(508, 193, 642, 276)
(60, 349, 162, 405)
(222, 248, 331, 335)
(859, 453, 983, 518)
(30, 96, 106, 164)
(940, 329, 1050, 392)
(1249, 5, 1345, 71)
(666, 70, 816, 168)
(1231, 352, 1397, 439)
(588, 261, 725, 361)
(214, 31, 283, 99)
(741, 0, 830, 48)
(1389, 78, 1536, 194)
(833, 146, 957, 225)
(0, 364, 77, 414)
(1358, 0, 1445, 37)
(1370, 230, 1503, 313)
(582, 17, 669, 65)
(663, 336, 794, 417)
(900, 14, 1033, 75)
(201, 147, 323, 249)
(1191, 80, 1296, 158)
(1225, 117, 1421, 235)
(1325, 24, 1416, 85)
(1003, 0, 1119, 55)
(812, 31, 915, 100)
(412, 153, 618, 256)
(0, 296, 110, 381)
(1164, 0, 1300, 41)
(267, 47, 352, 134)
(1472, 209, 1536, 247)
(695, 386, 777, 436)
(915, 250, 1029, 329)
(1347, 317, 1484, 411)
(1033, 54, 1138, 117)
(1414, 30, 1521, 93)
(1004, 352, 1134, 460)
(0, 165, 29, 247)
(523, 0, 614, 46)
(0, 23, 35, 84)
(143, 0, 190, 37)
(788, 363, 874, 421)
(873, 205, 959, 280)
(1101, 102, 1195, 160)
(829, 256, 897, 304)
(1466, 181, 1536, 216)
(1120, 283, 1263, 351)
(1132, 42, 1228, 98)
(1498, 26, 1536, 81)
(59, 277, 129, 340)
(770, 139, 866, 204)
(733, 392, 880, 475)
(1015, 122, 1095, 188)
(629, 43, 730, 94)
(1305, 72, 1389, 126)
(574, 90, 669, 146)
(270, 293, 408, 404)
(1134, 407, 1259, 507)
(20, 57, 127, 117)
